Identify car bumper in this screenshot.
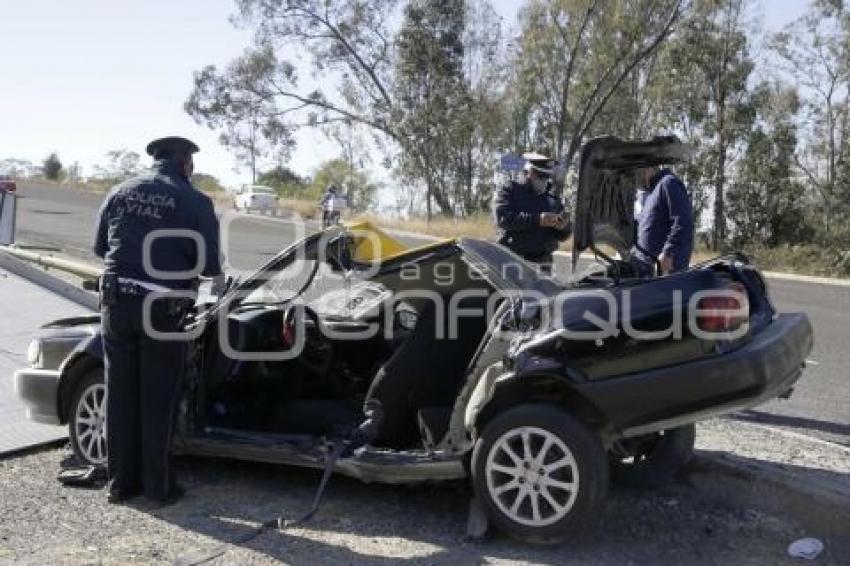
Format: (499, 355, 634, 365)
(579, 313, 814, 436)
(13, 368, 61, 425)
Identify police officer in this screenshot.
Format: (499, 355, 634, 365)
(93, 136, 222, 504)
(493, 152, 571, 273)
(631, 165, 694, 276)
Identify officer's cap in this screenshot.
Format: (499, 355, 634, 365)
(145, 136, 200, 158)
(522, 152, 554, 176)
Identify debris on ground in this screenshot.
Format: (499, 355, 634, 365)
(788, 537, 824, 560)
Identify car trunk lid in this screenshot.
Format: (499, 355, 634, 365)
(571, 136, 695, 269)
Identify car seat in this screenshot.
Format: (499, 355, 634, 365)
(365, 297, 488, 448)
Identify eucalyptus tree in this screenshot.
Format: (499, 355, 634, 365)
(508, 0, 683, 173)
(771, 0, 850, 237)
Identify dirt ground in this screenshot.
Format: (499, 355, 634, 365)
(2, 419, 848, 565)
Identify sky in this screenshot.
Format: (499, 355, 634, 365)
(0, 0, 811, 188)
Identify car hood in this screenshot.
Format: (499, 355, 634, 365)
(571, 136, 694, 269)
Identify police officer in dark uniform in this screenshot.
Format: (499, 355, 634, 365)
(631, 165, 694, 276)
(93, 136, 222, 503)
(493, 152, 571, 274)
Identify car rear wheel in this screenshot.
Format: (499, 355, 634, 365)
(69, 368, 107, 466)
(472, 404, 608, 544)
(609, 424, 695, 488)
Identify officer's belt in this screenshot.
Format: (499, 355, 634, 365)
(117, 277, 175, 296)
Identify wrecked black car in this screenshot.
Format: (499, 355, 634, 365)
(15, 137, 813, 543)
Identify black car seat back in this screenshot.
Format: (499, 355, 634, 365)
(366, 296, 488, 448)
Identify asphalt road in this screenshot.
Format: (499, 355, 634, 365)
(12, 183, 850, 446)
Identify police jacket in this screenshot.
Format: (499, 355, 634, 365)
(634, 168, 694, 272)
(493, 180, 571, 258)
(93, 159, 222, 289)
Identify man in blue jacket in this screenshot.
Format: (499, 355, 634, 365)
(493, 153, 571, 273)
(632, 166, 693, 276)
(93, 136, 222, 504)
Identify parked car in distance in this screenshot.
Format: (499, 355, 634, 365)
(0, 175, 17, 193)
(234, 185, 278, 214)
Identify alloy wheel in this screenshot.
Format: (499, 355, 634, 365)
(74, 382, 107, 465)
(485, 426, 579, 527)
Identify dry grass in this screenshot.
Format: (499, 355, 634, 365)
(19, 178, 112, 194)
(277, 199, 578, 251)
(279, 198, 321, 220)
(351, 211, 497, 240)
(741, 244, 850, 278)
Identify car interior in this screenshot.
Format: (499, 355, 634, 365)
(198, 247, 496, 450)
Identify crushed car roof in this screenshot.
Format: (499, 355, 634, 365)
(342, 220, 456, 264)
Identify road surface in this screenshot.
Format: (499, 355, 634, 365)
(11, 183, 850, 446)
(0, 269, 84, 454)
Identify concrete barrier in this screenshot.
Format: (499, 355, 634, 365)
(0, 245, 102, 281)
(0, 251, 98, 311)
(0, 191, 18, 245)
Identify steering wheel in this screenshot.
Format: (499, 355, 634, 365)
(281, 304, 333, 375)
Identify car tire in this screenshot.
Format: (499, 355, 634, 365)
(471, 404, 608, 544)
(610, 424, 695, 489)
(69, 368, 108, 466)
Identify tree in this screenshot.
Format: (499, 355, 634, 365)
(394, 0, 467, 218)
(223, 98, 295, 183)
(394, 0, 510, 217)
(191, 172, 226, 193)
(43, 153, 63, 180)
(648, 0, 757, 250)
(257, 165, 307, 197)
(221, 113, 263, 183)
(93, 149, 145, 181)
(728, 84, 811, 246)
(186, 0, 505, 217)
(771, 1, 850, 237)
(508, 0, 683, 175)
(447, 0, 510, 214)
(186, 0, 399, 184)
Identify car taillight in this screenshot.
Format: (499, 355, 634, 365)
(696, 282, 750, 333)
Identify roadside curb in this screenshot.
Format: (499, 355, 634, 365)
(691, 450, 850, 541)
(760, 270, 850, 287)
(690, 419, 850, 543)
(0, 251, 98, 311)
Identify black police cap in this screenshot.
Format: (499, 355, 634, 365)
(145, 136, 200, 158)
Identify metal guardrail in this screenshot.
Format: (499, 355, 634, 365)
(0, 245, 102, 281)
